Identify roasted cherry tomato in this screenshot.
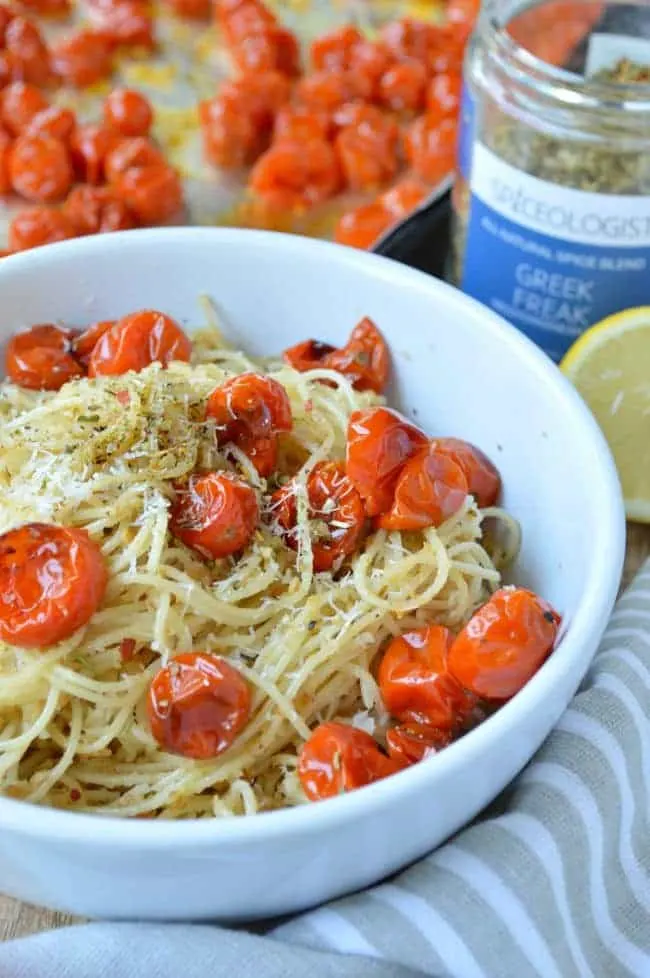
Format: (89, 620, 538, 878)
(349, 40, 393, 96)
(272, 461, 366, 572)
(334, 201, 392, 250)
(405, 115, 457, 184)
(0, 4, 12, 38)
(113, 163, 183, 225)
(310, 24, 362, 71)
(346, 406, 428, 517)
(5, 17, 51, 87)
(429, 437, 501, 508)
(69, 123, 120, 184)
(163, 0, 210, 18)
(326, 317, 389, 393)
(63, 184, 134, 235)
(88, 309, 192, 377)
(206, 372, 292, 476)
(380, 17, 437, 64)
(15, 0, 70, 15)
(296, 68, 372, 113)
(199, 91, 267, 169)
(273, 105, 330, 144)
(148, 652, 251, 760)
(380, 179, 427, 218)
(427, 72, 462, 117)
(298, 721, 398, 800)
(335, 108, 399, 191)
(9, 133, 73, 202)
(0, 523, 107, 648)
(0, 125, 11, 195)
(5, 323, 83, 390)
(25, 106, 76, 143)
(232, 24, 300, 76)
(378, 444, 469, 531)
(1, 81, 48, 136)
(378, 59, 427, 112)
(91, 1, 155, 50)
(170, 471, 259, 560)
(386, 723, 452, 767)
(283, 338, 336, 372)
(103, 88, 153, 137)
(218, 0, 276, 41)
(103, 135, 165, 183)
(8, 205, 76, 251)
(378, 625, 475, 731)
(250, 138, 341, 210)
(71, 319, 115, 363)
(51, 29, 113, 87)
(448, 588, 561, 700)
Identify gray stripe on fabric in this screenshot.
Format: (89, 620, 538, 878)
(452, 823, 583, 978)
(518, 769, 648, 977)
(396, 863, 542, 978)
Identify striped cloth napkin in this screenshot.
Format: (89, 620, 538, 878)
(1, 559, 649, 978)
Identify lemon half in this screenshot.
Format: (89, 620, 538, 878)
(561, 308, 650, 523)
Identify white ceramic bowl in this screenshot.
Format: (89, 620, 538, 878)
(0, 228, 624, 922)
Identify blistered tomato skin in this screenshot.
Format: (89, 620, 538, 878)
(0, 523, 108, 647)
(298, 721, 399, 800)
(378, 625, 475, 731)
(326, 316, 390, 393)
(5, 323, 83, 390)
(429, 437, 501, 508)
(386, 723, 452, 768)
(88, 309, 192, 377)
(346, 406, 428, 517)
(8, 206, 76, 251)
(448, 588, 561, 700)
(148, 653, 251, 760)
(377, 445, 469, 531)
(170, 471, 259, 559)
(283, 338, 336, 372)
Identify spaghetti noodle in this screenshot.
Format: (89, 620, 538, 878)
(0, 319, 520, 818)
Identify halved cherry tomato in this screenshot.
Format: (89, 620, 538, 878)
(429, 437, 501, 508)
(334, 201, 392, 250)
(113, 163, 183, 225)
(51, 29, 113, 87)
(427, 72, 462, 117)
(448, 588, 561, 700)
(5, 323, 83, 390)
(206, 372, 292, 476)
(9, 134, 73, 203)
(298, 721, 398, 800)
(104, 136, 165, 183)
(378, 59, 427, 112)
(1, 81, 48, 136)
(0, 523, 107, 648)
(335, 108, 399, 191)
(250, 138, 341, 211)
(283, 338, 336, 372)
(63, 184, 134, 235)
(8, 205, 76, 251)
(296, 68, 372, 113)
(148, 652, 251, 760)
(5, 17, 51, 87)
(386, 723, 452, 767)
(71, 319, 115, 363)
(163, 0, 209, 18)
(378, 625, 475, 730)
(104, 88, 153, 137)
(69, 123, 120, 184)
(310, 24, 362, 71)
(273, 106, 330, 144)
(405, 115, 457, 184)
(380, 179, 427, 218)
(170, 471, 259, 559)
(232, 24, 300, 76)
(25, 106, 76, 143)
(88, 309, 192, 377)
(326, 317, 389, 393)
(346, 406, 428, 517)
(378, 444, 469, 532)
(272, 461, 366, 572)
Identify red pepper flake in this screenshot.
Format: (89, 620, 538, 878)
(120, 637, 137, 662)
(70, 788, 81, 802)
(116, 390, 130, 406)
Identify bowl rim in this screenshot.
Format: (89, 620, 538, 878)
(0, 227, 626, 847)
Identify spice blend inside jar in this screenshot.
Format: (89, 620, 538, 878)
(452, 0, 650, 361)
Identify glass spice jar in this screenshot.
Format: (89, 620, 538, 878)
(451, 0, 650, 361)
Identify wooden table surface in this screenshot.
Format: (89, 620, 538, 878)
(1, 523, 649, 943)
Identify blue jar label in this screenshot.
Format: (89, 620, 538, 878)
(461, 143, 650, 361)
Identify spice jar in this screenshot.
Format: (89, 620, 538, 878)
(451, 0, 650, 361)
